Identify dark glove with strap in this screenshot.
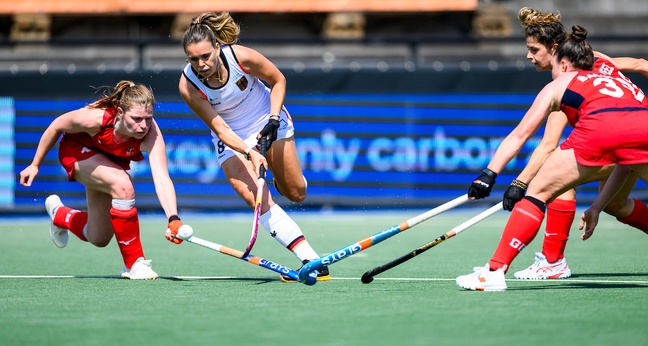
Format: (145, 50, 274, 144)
(503, 179, 528, 211)
(258, 114, 280, 151)
(165, 215, 183, 244)
(468, 168, 497, 199)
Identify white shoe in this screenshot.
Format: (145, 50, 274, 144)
(120, 257, 158, 280)
(514, 253, 572, 280)
(45, 195, 68, 248)
(456, 264, 507, 291)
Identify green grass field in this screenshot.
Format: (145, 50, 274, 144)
(1, 208, 647, 346)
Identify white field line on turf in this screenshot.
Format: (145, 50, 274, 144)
(1, 275, 648, 285)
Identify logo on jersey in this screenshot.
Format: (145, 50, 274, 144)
(81, 147, 92, 154)
(236, 77, 248, 91)
(127, 147, 134, 154)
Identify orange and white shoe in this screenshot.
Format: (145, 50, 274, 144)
(45, 195, 68, 248)
(514, 253, 571, 280)
(456, 264, 507, 291)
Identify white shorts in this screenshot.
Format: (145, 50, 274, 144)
(212, 110, 295, 166)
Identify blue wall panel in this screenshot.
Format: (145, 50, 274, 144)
(11, 94, 645, 212)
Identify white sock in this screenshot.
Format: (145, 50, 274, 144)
(260, 204, 319, 261)
(112, 198, 135, 210)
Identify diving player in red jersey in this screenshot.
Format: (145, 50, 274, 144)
(19, 80, 186, 280)
(457, 26, 648, 291)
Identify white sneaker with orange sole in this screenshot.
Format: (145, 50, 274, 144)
(456, 264, 507, 291)
(514, 253, 571, 280)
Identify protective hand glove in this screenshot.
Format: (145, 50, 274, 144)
(258, 117, 280, 151)
(503, 180, 528, 211)
(468, 168, 497, 199)
(165, 215, 183, 244)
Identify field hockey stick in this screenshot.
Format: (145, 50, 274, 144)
(360, 202, 503, 284)
(297, 194, 470, 282)
(242, 136, 268, 258)
(183, 233, 317, 285)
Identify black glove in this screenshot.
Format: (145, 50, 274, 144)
(468, 168, 497, 199)
(258, 117, 280, 151)
(503, 180, 528, 211)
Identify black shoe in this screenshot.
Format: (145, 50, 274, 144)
(280, 260, 330, 282)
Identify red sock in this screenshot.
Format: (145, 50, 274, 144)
(617, 199, 648, 235)
(53, 206, 88, 242)
(542, 198, 576, 263)
(490, 198, 545, 272)
(110, 206, 144, 268)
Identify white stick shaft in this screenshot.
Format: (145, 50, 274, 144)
(186, 236, 223, 252)
(406, 194, 470, 228)
(452, 202, 503, 235)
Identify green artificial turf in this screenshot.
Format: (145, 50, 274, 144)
(1, 209, 647, 346)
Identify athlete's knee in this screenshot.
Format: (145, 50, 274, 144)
(86, 230, 112, 247)
(285, 187, 307, 203)
(91, 239, 111, 248)
(278, 176, 307, 203)
(111, 180, 136, 200)
(233, 184, 256, 209)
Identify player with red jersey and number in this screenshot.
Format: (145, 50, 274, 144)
(498, 7, 648, 280)
(456, 25, 648, 291)
(19, 80, 187, 280)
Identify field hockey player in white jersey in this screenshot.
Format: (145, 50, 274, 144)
(175, 11, 329, 282)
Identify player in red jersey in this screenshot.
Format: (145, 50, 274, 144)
(501, 7, 648, 280)
(19, 80, 186, 280)
(456, 25, 648, 291)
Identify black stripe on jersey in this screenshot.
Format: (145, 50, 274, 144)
(561, 89, 585, 111)
(224, 45, 243, 71)
(588, 106, 648, 116)
(219, 47, 231, 74)
(183, 69, 204, 92)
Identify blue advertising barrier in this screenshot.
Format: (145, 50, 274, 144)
(11, 94, 644, 212)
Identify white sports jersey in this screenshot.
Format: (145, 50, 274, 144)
(182, 45, 272, 139)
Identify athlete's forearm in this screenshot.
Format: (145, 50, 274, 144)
(589, 165, 632, 212)
(31, 126, 62, 167)
(517, 142, 555, 184)
(150, 161, 179, 219)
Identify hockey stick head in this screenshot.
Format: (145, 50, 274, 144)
(360, 272, 374, 284)
(284, 268, 317, 286)
(304, 270, 317, 285)
(298, 260, 322, 283)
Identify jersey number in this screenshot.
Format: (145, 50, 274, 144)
(217, 140, 225, 154)
(594, 77, 645, 103)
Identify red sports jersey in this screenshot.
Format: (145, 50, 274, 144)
(560, 58, 647, 127)
(559, 59, 648, 166)
(58, 108, 145, 180)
